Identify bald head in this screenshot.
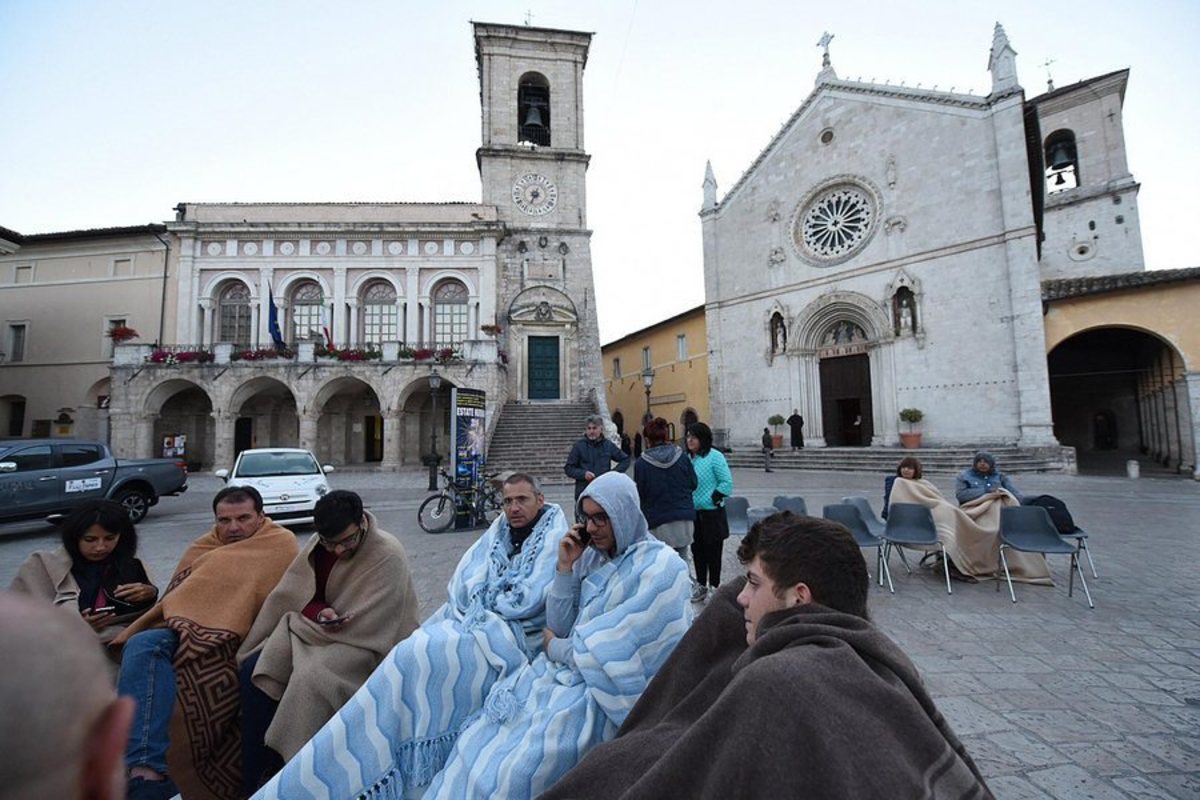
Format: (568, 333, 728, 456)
(0, 592, 132, 800)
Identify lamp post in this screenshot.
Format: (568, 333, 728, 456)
(427, 368, 443, 491)
(641, 367, 655, 425)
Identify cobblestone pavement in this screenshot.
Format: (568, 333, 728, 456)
(2, 466, 1197, 797)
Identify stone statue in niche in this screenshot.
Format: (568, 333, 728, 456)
(770, 312, 787, 354)
(821, 320, 866, 346)
(892, 287, 918, 336)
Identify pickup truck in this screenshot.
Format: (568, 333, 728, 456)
(0, 439, 188, 524)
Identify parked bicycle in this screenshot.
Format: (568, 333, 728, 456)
(417, 469, 503, 533)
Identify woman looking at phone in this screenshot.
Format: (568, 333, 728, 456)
(9, 499, 157, 643)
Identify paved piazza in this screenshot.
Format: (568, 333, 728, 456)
(2, 467, 1197, 797)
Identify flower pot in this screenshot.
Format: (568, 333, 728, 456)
(899, 432, 922, 449)
(771, 435, 784, 449)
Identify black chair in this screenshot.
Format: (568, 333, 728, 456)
(772, 496, 808, 516)
(998, 506, 1094, 608)
(748, 505, 778, 530)
(725, 497, 751, 536)
(844, 495, 913, 574)
(823, 504, 892, 590)
(882, 503, 951, 595)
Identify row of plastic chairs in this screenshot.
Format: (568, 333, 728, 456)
(724, 495, 809, 537)
(823, 497, 1094, 608)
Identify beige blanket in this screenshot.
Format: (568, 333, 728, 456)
(238, 511, 420, 760)
(889, 478, 1052, 584)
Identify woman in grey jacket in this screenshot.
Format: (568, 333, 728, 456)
(633, 417, 698, 564)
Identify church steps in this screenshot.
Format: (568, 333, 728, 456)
(485, 401, 599, 485)
(724, 446, 1076, 474)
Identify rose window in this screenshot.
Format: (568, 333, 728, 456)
(793, 183, 877, 264)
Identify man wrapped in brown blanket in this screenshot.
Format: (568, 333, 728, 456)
(889, 476, 1051, 583)
(543, 513, 992, 800)
(112, 485, 299, 800)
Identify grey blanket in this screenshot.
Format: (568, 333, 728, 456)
(541, 579, 992, 799)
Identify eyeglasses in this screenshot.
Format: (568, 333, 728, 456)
(580, 511, 610, 526)
(319, 526, 364, 551)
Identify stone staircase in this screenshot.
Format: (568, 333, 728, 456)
(724, 445, 1077, 474)
(486, 401, 597, 485)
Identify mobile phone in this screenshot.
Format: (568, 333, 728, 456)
(318, 614, 351, 626)
(90, 606, 116, 614)
(573, 522, 592, 546)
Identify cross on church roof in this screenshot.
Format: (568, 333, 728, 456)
(817, 31, 834, 67)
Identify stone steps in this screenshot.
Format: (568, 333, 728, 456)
(724, 445, 1076, 474)
(486, 401, 598, 485)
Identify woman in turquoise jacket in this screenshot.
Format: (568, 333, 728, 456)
(686, 422, 734, 603)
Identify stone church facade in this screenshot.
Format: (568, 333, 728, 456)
(701, 25, 1145, 451)
(106, 22, 606, 469)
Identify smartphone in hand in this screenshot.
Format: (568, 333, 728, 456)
(572, 522, 592, 546)
(90, 606, 116, 614)
(318, 614, 351, 626)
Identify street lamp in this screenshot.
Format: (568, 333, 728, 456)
(427, 368, 443, 491)
(641, 367, 655, 425)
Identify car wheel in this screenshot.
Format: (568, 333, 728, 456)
(114, 488, 151, 523)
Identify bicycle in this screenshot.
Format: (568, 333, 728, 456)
(417, 469, 503, 533)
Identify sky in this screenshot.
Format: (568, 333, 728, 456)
(2, 1, 1197, 343)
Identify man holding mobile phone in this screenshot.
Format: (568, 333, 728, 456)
(237, 490, 420, 795)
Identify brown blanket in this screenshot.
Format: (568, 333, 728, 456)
(238, 511, 420, 759)
(543, 580, 992, 799)
(889, 477, 1052, 584)
(113, 519, 299, 800)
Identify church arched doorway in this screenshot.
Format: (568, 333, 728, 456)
(1048, 327, 1191, 474)
(817, 321, 873, 446)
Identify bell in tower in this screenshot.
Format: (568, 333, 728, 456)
(518, 74, 551, 146)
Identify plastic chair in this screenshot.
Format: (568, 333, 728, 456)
(748, 506, 778, 530)
(882, 503, 951, 595)
(725, 496, 751, 537)
(772, 496, 808, 516)
(845, 495, 911, 573)
(998, 506, 1094, 608)
(823, 504, 892, 591)
(1062, 525, 1098, 579)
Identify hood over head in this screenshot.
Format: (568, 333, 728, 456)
(972, 450, 997, 472)
(641, 443, 683, 469)
(577, 471, 649, 556)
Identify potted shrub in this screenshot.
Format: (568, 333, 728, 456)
(107, 325, 140, 343)
(767, 414, 786, 449)
(899, 408, 924, 448)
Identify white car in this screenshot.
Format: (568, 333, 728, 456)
(214, 448, 334, 525)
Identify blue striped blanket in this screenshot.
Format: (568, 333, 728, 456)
(252, 503, 566, 800)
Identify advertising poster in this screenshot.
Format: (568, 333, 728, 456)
(451, 388, 487, 530)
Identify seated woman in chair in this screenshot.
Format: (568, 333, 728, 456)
(882, 457, 922, 519)
(887, 463, 1050, 584)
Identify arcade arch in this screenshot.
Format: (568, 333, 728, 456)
(146, 379, 214, 469)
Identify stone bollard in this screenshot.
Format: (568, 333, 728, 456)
(1126, 459, 1140, 479)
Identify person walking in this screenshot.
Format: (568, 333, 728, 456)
(564, 415, 631, 504)
(686, 423, 734, 603)
(761, 427, 775, 472)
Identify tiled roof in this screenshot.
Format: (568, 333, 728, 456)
(1042, 267, 1200, 301)
(19, 224, 167, 242)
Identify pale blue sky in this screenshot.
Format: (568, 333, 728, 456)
(1, 1, 1196, 341)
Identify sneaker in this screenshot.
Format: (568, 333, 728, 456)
(690, 585, 708, 603)
(127, 776, 179, 800)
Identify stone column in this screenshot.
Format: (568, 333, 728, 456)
(405, 267, 420, 345)
(199, 299, 213, 346)
(1185, 373, 1200, 480)
(298, 410, 320, 453)
(347, 299, 359, 348)
(108, 412, 137, 458)
(211, 411, 235, 471)
(381, 409, 402, 471)
(136, 414, 159, 459)
(333, 266, 348, 347)
(802, 354, 827, 448)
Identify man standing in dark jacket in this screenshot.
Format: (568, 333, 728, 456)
(564, 414, 630, 503)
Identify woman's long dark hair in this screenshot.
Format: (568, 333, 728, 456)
(59, 500, 138, 566)
(687, 422, 714, 457)
(895, 456, 923, 480)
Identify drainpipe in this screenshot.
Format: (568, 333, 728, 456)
(152, 230, 170, 346)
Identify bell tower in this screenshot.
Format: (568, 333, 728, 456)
(473, 22, 606, 406)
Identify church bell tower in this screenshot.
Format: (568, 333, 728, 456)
(473, 22, 604, 404)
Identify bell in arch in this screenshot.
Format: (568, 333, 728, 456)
(523, 104, 545, 128)
(1047, 140, 1075, 170)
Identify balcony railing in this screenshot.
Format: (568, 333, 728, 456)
(114, 339, 499, 368)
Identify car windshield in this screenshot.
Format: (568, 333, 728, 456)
(236, 452, 321, 478)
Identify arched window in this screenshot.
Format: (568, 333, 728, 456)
(217, 282, 253, 346)
(291, 281, 324, 342)
(432, 280, 469, 347)
(1044, 129, 1079, 193)
(361, 281, 398, 345)
(518, 72, 551, 146)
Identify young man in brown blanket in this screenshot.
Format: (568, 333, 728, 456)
(236, 489, 420, 795)
(112, 485, 299, 800)
(543, 512, 994, 800)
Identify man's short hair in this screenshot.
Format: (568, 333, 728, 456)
(503, 472, 542, 495)
(737, 512, 869, 620)
(584, 414, 604, 428)
(212, 484, 264, 514)
(313, 490, 364, 540)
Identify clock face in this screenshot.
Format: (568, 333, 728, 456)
(512, 173, 558, 216)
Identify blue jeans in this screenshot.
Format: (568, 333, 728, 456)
(118, 628, 179, 775)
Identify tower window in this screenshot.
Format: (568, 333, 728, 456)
(518, 72, 551, 146)
(1044, 129, 1079, 193)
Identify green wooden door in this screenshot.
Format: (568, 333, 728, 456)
(527, 336, 560, 400)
